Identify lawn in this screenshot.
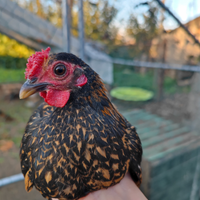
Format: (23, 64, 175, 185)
(0, 68, 25, 83)
(113, 65, 190, 95)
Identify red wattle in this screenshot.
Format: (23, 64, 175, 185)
(41, 90, 70, 108)
(39, 91, 47, 98)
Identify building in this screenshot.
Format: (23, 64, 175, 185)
(151, 16, 200, 66)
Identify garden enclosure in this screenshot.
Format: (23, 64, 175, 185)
(1, 0, 200, 200)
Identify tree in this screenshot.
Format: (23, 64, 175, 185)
(72, 0, 118, 51)
(11, 0, 119, 54)
(126, 2, 159, 59)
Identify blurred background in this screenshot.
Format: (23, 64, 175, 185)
(1, 0, 200, 199)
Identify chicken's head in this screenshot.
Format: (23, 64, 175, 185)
(19, 47, 88, 107)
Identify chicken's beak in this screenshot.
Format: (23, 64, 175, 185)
(19, 79, 49, 99)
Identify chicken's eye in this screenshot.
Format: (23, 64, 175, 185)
(54, 64, 66, 76)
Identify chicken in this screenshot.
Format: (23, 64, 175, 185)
(19, 47, 142, 200)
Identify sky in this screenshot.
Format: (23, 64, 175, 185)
(110, 0, 200, 30)
(16, 0, 200, 32)
(16, 0, 200, 31)
(164, 0, 200, 29)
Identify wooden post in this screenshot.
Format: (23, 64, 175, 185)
(62, 0, 71, 52)
(154, 0, 166, 101)
(188, 72, 200, 131)
(155, 39, 167, 101)
(78, 0, 85, 60)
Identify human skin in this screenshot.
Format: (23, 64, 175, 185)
(52, 173, 147, 200)
(79, 173, 147, 200)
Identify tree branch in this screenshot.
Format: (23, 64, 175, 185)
(155, 0, 200, 47)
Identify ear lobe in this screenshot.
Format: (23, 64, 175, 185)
(75, 74, 87, 87)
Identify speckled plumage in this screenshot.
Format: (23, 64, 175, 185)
(20, 53, 142, 200)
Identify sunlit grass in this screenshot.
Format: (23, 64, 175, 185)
(113, 65, 190, 94)
(0, 68, 25, 83)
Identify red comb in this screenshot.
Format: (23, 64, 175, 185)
(25, 47, 51, 79)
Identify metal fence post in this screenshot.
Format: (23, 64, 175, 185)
(78, 0, 85, 60)
(62, 0, 71, 53)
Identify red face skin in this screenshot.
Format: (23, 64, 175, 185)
(32, 60, 87, 108)
(22, 47, 87, 108)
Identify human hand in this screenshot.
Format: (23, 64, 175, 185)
(79, 173, 147, 200)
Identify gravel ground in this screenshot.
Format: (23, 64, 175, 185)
(143, 93, 190, 124)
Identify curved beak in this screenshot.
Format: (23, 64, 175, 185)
(19, 79, 49, 99)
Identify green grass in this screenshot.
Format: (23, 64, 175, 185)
(113, 65, 190, 95)
(0, 68, 25, 83)
(114, 67, 154, 90)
